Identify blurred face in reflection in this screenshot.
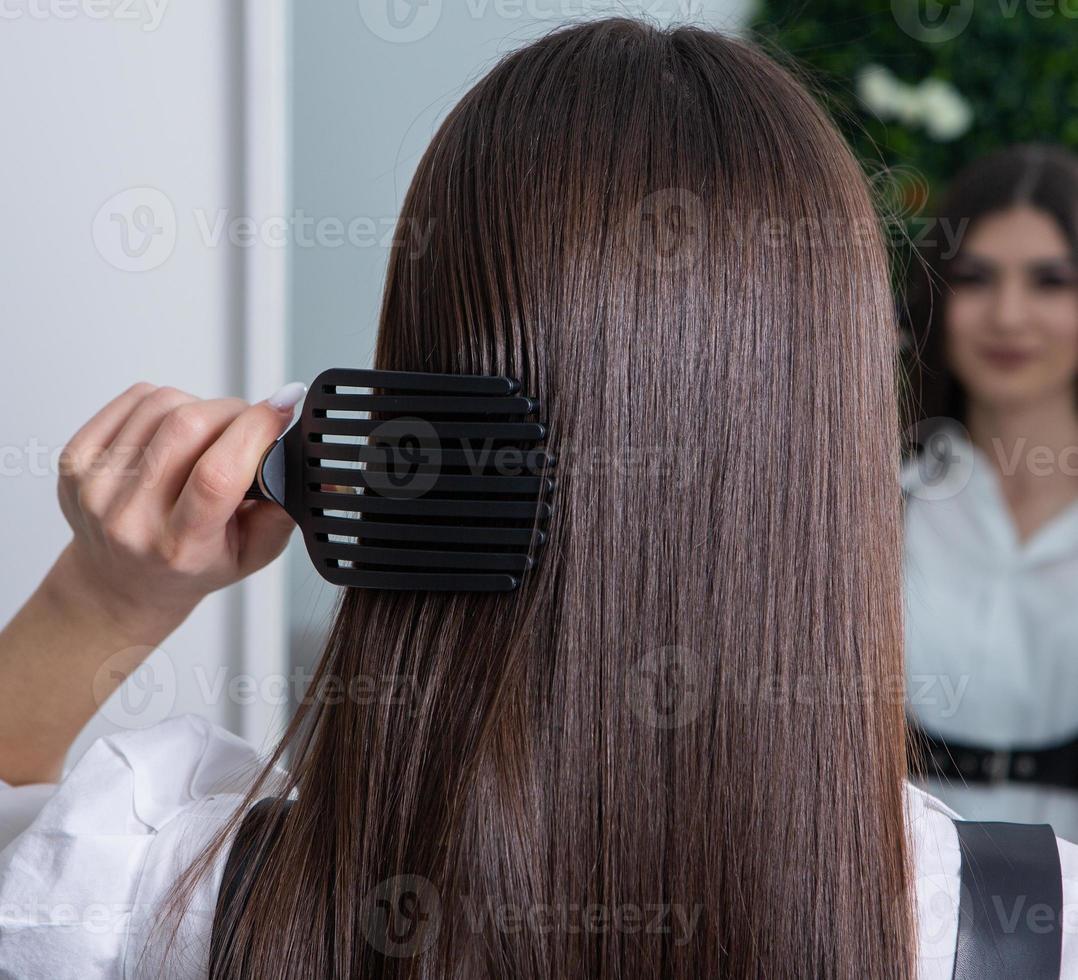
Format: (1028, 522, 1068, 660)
(946, 206, 1078, 411)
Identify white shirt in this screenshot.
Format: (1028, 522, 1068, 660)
(1, 714, 1078, 978)
(903, 427, 1078, 841)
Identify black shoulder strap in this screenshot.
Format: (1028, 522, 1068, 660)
(209, 797, 295, 976)
(950, 820, 1063, 980)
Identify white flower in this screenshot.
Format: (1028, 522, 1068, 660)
(894, 86, 927, 127)
(917, 78, 974, 141)
(855, 64, 973, 142)
(857, 65, 904, 117)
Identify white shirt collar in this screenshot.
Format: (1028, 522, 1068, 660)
(902, 422, 1078, 564)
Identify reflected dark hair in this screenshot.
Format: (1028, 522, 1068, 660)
(163, 17, 915, 979)
(904, 143, 1078, 429)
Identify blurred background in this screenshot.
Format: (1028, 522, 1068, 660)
(753, 0, 1078, 289)
(757, 0, 1077, 196)
(3, 0, 1077, 830)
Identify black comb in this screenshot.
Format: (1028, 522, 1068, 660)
(245, 368, 554, 592)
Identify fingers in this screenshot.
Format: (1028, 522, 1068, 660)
(61, 382, 158, 477)
(76, 388, 201, 528)
(100, 386, 198, 484)
(59, 382, 161, 530)
(141, 398, 250, 506)
(168, 400, 297, 544)
(54, 382, 305, 640)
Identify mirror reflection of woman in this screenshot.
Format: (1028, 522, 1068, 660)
(904, 144, 1078, 840)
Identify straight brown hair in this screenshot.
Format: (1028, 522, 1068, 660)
(165, 17, 915, 978)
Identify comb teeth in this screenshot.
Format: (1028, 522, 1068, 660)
(301, 368, 554, 592)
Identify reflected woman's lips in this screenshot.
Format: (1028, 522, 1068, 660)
(978, 347, 1036, 371)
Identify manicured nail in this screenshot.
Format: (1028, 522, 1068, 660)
(267, 381, 307, 413)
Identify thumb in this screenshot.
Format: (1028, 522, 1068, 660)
(168, 383, 306, 544)
(233, 382, 308, 575)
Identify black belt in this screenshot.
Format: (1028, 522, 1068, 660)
(909, 719, 1078, 791)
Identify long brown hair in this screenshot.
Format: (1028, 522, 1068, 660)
(904, 143, 1078, 427)
(167, 17, 914, 978)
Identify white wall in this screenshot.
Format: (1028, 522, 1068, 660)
(0, 1, 289, 762)
(287, 0, 753, 672)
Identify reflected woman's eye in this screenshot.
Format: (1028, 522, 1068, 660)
(1031, 269, 1078, 291)
(949, 268, 990, 289)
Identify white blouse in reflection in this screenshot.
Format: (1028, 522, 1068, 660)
(1, 713, 1078, 977)
(904, 427, 1078, 842)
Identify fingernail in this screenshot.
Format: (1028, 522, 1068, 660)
(267, 381, 307, 413)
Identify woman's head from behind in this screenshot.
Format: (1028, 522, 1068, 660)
(201, 18, 914, 979)
(907, 144, 1078, 425)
